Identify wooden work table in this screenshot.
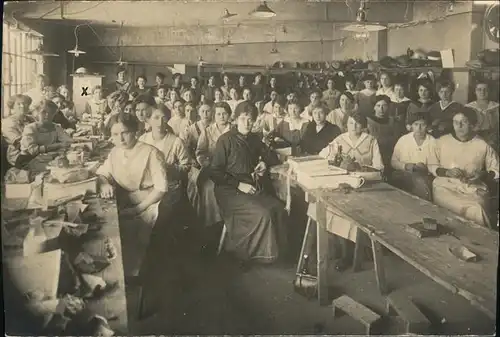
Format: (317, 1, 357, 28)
(2, 140, 128, 334)
(270, 163, 499, 320)
(1, 195, 128, 335)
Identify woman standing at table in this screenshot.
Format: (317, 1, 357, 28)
(2, 94, 34, 167)
(465, 80, 499, 149)
(428, 107, 499, 228)
(20, 100, 73, 171)
(300, 106, 341, 155)
(326, 91, 356, 133)
(97, 112, 170, 317)
(390, 111, 437, 201)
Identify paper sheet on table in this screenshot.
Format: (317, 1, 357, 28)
(307, 202, 357, 242)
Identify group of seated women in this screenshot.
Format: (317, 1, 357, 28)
(2, 71, 499, 275)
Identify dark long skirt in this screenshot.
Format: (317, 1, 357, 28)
(389, 170, 434, 201)
(214, 185, 287, 263)
(137, 188, 192, 318)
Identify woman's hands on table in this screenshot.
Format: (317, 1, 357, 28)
(99, 183, 115, 199)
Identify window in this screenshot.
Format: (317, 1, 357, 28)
(2, 22, 44, 117)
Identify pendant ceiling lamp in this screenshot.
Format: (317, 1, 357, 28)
(67, 24, 86, 57)
(250, 2, 276, 18)
(342, 0, 386, 34)
(26, 44, 59, 57)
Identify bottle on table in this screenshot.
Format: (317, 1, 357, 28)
(332, 145, 343, 167)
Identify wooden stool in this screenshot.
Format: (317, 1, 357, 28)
(386, 292, 431, 334)
(332, 295, 382, 335)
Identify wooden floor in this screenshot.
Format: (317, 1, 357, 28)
(127, 226, 496, 336)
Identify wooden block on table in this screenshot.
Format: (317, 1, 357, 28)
(332, 295, 382, 335)
(405, 222, 439, 238)
(386, 292, 430, 334)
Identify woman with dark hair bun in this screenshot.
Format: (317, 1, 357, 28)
(428, 107, 499, 228)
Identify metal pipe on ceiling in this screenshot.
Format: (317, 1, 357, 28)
(84, 37, 350, 49)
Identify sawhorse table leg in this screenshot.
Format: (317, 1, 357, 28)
(316, 201, 330, 305)
(371, 239, 388, 295)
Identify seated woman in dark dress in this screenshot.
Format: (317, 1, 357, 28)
(209, 101, 287, 265)
(300, 105, 341, 155)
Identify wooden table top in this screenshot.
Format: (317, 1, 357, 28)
(317, 181, 499, 319)
(78, 196, 128, 334)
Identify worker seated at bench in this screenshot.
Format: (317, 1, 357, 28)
(300, 105, 341, 156)
(318, 112, 384, 270)
(19, 99, 73, 171)
(428, 107, 499, 228)
(209, 102, 288, 265)
(390, 111, 437, 201)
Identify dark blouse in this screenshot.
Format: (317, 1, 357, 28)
(406, 100, 434, 125)
(210, 129, 278, 188)
(367, 116, 398, 168)
(390, 100, 412, 137)
(268, 120, 308, 148)
(428, 101, 463, 138)
(252, 83, 266, 102)
(202, 85, 217, 101)
(53, 110, 76, 130)
(300, 121, 341, 155)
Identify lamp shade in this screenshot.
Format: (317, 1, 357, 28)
(250, 2, 276, 18)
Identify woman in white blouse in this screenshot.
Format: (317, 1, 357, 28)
(390, 111, 437, 201)
(428, 107, 499, 228)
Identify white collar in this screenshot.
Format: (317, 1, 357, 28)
(439, 101, 455, 110)
(393, 97, 411, 103)
(315, 123, 325, 133)
(466, 101, 499, 112)
(343, 132, 369, 149)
